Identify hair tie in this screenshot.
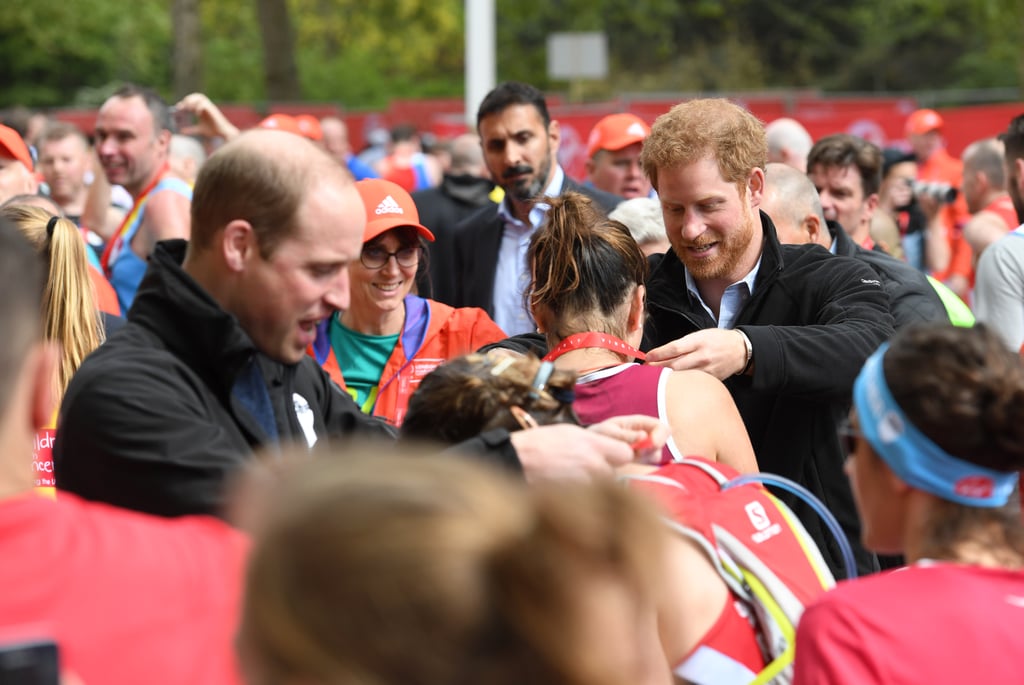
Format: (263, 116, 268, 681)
(46, 215, 59, 238)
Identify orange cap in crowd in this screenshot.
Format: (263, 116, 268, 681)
(0, 124, 33, 170)
(586, 113, 651, 158)
(905, 109, 944, 136)
(355, 178, 435, 243)
(294, 114, 323, 141)
(257, 113, 304, 137)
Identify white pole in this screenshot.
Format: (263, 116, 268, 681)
(465, 0, 496, 129)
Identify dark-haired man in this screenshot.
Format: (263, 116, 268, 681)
(95, 84, 192, 312)
(448, 81, 621, 334)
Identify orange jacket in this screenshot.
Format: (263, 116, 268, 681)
(309, 296, 506, 426)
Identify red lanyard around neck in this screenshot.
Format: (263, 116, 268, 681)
(542, 332, 646, 363)
(100, 163, 170, 274)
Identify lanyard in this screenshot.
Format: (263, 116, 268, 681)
(100, 164, 169, 275)
(542, 332, 646, 363)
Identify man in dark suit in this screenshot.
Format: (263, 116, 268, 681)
(443, 82, 621, 333)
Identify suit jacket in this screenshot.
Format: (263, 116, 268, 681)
(445, 176, 622, 313)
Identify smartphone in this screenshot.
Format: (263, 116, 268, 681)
(0, 639, 59, 685)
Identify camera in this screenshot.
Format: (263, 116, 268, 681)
(912, 181, 958, 204)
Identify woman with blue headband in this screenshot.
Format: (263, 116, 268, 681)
(794, 323, 1024, 684)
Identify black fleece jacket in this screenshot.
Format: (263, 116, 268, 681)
(643, 212, 895, 578)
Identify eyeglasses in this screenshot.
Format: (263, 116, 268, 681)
(837, 417, 862, 458)
(360, 245, 421, 269)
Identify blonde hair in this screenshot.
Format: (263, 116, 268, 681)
(0, 204, 104, 399)
(238, 450, 665, 685)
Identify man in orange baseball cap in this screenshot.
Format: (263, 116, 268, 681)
(584, 112, 652, 199)
(0, 124, 39, 203)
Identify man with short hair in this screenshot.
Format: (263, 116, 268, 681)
(56, 129, 390, 517)
(973, 115, 1024, 351)
(0, 123, 38, 203)
(450, 81, 621, 333)
(639, 99, 895, 577)
(0, 217, 247, 685)
(765, 117, 813, 173)
(584, 112, 653, 199)
(960, 137, 1017, 260)
(37, 121, 91, 223)
(95, 84, 192, 313)
(807, 134, 881, 250)
(764, 162, 948, 329)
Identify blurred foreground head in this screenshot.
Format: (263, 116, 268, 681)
(237, 449, 669, 685)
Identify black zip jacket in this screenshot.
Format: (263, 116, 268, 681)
(54, 240, 400, 518)
(828, 220, 948, 329)
(643, 212, 895, 578)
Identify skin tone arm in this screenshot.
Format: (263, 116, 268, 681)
(510, 415, 671, 484)
(646, 328, 751, 380)
(665, 370, 758, 473)
(174, 93, 241, 141)
(131, 189, 192, 258)
(80, 148, 123, 240)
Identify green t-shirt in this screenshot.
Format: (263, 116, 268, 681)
(329, 314, 400, 412)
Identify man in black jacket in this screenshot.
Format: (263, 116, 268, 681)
(446, 81, 621, 334)
(55, 130, 660, 519)
(762, 161, 949, 329)
(639, 99, 896, 578)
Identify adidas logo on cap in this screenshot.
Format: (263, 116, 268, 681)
(375, 195, 404, 216)
(627, 122, 647, 137)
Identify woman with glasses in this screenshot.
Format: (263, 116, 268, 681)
(794, 323, 1024, 684)
(308, 178, 506, 426)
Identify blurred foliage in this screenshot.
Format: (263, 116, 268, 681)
(0, 0, 1021, 109)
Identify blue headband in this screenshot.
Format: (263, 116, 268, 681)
(853, 343, 1018, 508)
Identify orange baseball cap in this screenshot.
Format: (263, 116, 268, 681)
(905, 109, 944, 136)
(355, 179, 435, 243)
(294, 114, 323, 141)
(257, 113, 304, 137)
(0, 124, 33, 170)
(586, 113, 651, 158)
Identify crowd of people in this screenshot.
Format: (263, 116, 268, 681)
(0, 81, 1022, 684)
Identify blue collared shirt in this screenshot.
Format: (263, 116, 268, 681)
(492, 165, 565, 335)
(684, 255, 762, 330)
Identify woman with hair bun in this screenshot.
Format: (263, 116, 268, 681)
(794, 323, 1024, 684)
(527, 192, 757, 472)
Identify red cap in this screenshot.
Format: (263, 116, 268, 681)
(905, 109, 944, 136)
(0, 125, 33, 171)
(355, 179, 435, 243)
(586, 113, 651, 158)
(257, 113, 303, 137)
(294, 114, 323, 141)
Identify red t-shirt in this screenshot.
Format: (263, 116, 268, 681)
(0, 492, 248, 685)
(794, 562, 1024, 684)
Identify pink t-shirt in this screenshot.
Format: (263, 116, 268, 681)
(0, 492, 248, 685)
(794, 562, 1024, 684)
